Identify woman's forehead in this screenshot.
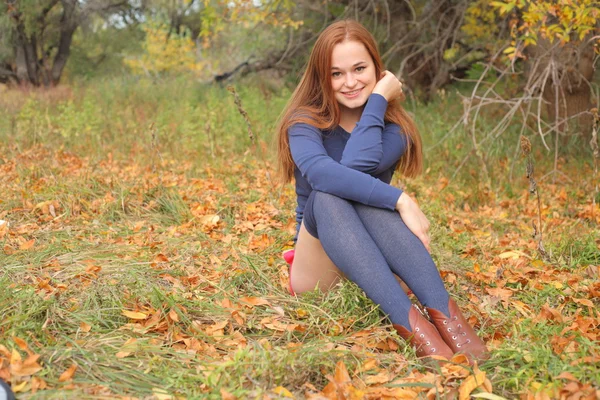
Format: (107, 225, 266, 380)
(331, 40, 372, 69)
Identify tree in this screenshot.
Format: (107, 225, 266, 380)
(0, 0, 130, 86)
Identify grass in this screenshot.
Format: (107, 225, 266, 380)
(0, 77, 599, 398)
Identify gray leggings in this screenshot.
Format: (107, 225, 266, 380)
(302, 190, 450, 329)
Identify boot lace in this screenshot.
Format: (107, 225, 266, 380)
(414, 326, 438, 353)
(442, 316, 471, 348)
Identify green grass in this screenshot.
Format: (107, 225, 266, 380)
(1, 77, 599, 398)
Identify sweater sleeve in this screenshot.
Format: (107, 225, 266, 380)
(340, 93, 408, 175)
(289, 123, 403, 210)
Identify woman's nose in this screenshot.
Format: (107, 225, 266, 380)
(345, 73, 357, 88)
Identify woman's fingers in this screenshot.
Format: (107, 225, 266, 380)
(396, 193, 432, 252)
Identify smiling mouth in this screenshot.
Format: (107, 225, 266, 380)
(342, 88, 363, 98)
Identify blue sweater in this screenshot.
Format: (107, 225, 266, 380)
(289, 93, 408, 238)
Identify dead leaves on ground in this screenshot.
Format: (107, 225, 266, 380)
(1, 146, 599, 398)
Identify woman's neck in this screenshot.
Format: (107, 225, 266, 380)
(339, 105, 364, 133)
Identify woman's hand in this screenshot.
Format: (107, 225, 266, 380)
(395, 193, 431, 252)
(372, 71, 403, 102)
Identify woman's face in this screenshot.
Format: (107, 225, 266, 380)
(330, 40, 377, 112)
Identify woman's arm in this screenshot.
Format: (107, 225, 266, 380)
(339, 93, 386, 171)
(342, 122, 407, 175)
(339, 89, 407, 176)
(289, 123, 403, 210)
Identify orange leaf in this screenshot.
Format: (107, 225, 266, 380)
(122, 310, 148, 320)
(220, 388, 237, 400)
(459, 368, 486, 400)
(10, 353, 42, 377)
(572, 298, 594, 308)
(58, 363, 77, 382)
(154, 253, 169, 262)
(116, 338, 137, 358)
(556, 371, 578, 381)
(13, 337, 28, 351)
(168, 309, 179, 322)
(239, 297, 270, 307)
(485, 287, 513, 300)
(79, 322, 92, 332)
(20, 239, 35, 250)
(333, 360, 351, 386)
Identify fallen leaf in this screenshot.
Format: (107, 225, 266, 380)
(220, 388, 237, 400)
(168, 308, 179, 322)
(152, 387, 175, 400)
(20, 239, 35, 250)
(13, 337, 28, 351)
(485, 287, 513, 300)
(116, 338, 138, 358)
(80, 322, 92, 332)
(239, 296, 270, 307)
(122, 310, 148, 320)
(556, 371, 578, 381)
(11, 381, 28, 393)
(333, 360, 351, 386)
(272, 386, 294, 397)
(58, 363, 77, 382)
(471, 393, 509, 400)
(572, 298, 594, 308)
(459, 368, 486, 400)
(498, 250, 521, 259)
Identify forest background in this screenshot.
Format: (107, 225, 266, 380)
(0, 0, 599, 399)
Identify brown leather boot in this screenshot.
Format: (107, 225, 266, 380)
(426, 298, 490, 364)
(393, 305, 454, 360)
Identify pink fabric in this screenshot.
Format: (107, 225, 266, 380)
(283, 249, 296, 295)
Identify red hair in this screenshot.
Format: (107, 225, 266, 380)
(276, 19, 423, 183)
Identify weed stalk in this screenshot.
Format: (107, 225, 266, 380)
(590, 107, 599, 220)
(520, 135, 547, 259)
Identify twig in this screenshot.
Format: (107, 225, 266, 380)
(149, 122, 164, 185)
(205, 121, 214, 159)
(520, 136, 548, 259)
(226, 85, 254, 144)
(226, 85, 273, 185)
(591, 107, 599, 221)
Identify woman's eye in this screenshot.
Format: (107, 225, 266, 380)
(356, 66, 365, 72)
(332, 72, 342, 77)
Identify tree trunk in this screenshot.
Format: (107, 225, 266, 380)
(51, 24, 77, 85)
(526, 37, 596, 135)
(50, 0, 79, 85)
(13, 20, 40, 86)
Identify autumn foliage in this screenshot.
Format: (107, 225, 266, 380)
(0, 79, 599, 398)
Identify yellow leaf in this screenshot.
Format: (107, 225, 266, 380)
(498, 250, 522, 259)
(11, 381, 28, 393)
(272, 386, 294, 397)
(152, 387, 175, 400)
(122, 310, 148, 320)
(58, 363, 78, 382)
(11, 348, 22, 364)
(459, 369, 486, 400)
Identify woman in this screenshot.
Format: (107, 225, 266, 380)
(276, 20, 489, 363)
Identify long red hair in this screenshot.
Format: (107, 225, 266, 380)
(276, 20, 423, 183)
